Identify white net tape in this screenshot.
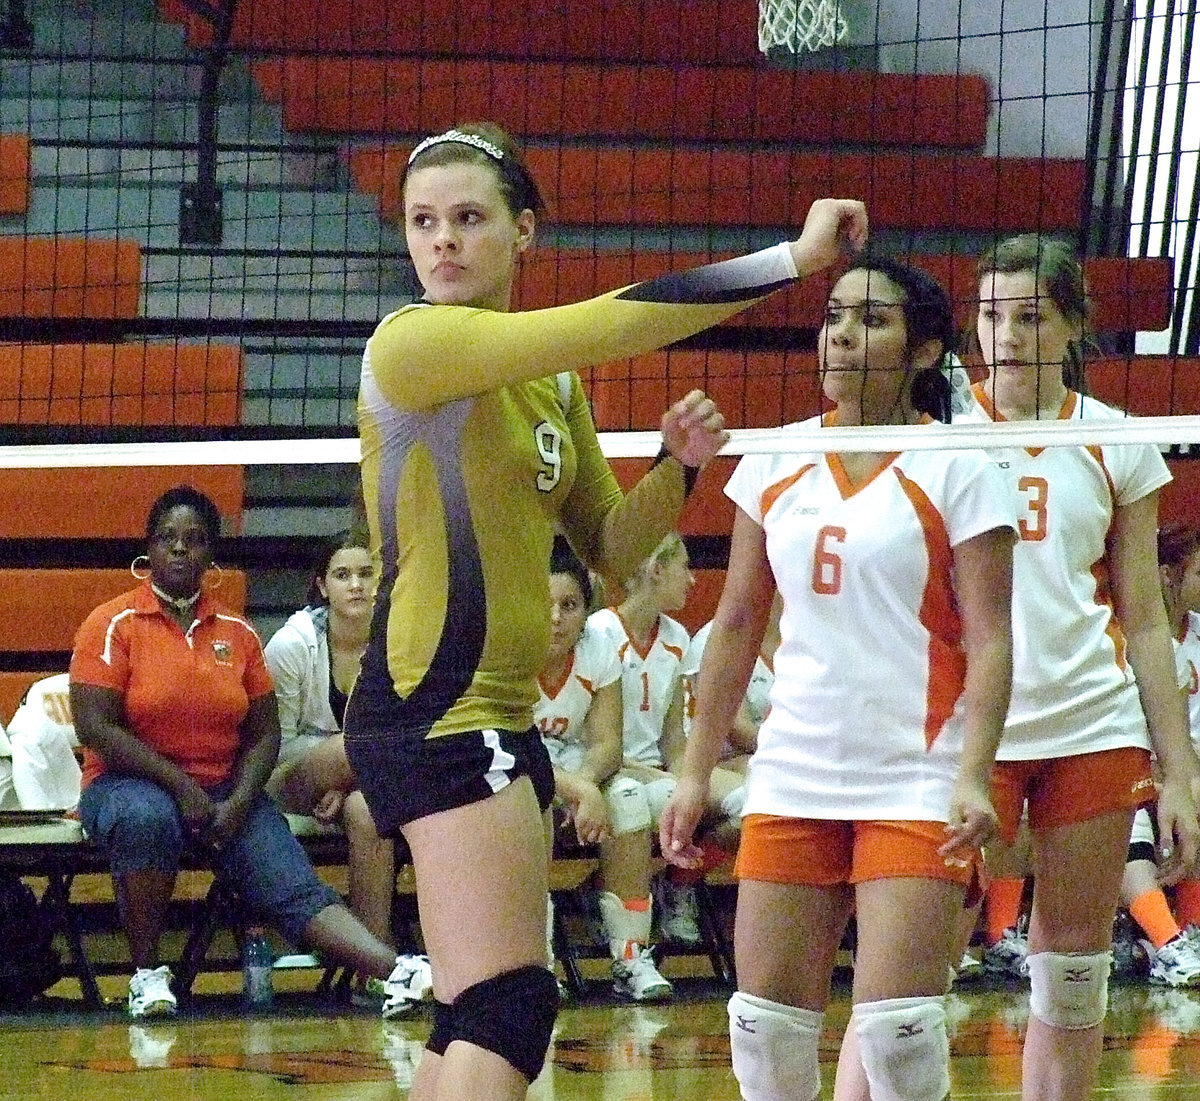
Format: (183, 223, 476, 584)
(758, 0, 848, 55)
(3, 417, 1200, 468)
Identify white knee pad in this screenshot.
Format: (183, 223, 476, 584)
(603, 775, 652, 835)
(727, 991, 822, 1101)
(1027, 951, 1110, 1030)
(642, 777, 677, 822)
(852, 996, 949, 1101)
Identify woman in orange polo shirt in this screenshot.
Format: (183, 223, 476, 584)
(70, 485, 419, 1020)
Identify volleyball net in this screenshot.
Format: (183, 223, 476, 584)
(0, 0, 1199, 644)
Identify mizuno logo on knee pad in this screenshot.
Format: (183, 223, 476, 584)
(896, 1022, 925, 1038)
(733, 1014, 758, 1033)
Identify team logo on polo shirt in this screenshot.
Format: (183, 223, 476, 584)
(212, 640, 233, 666)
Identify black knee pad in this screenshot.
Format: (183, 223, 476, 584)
(1128, 840, 1156, 863)
(426, 999, 455, 1056)
(450, 965, 559, 1082)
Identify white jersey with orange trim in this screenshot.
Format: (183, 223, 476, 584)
(958, 388, 1171, 760)
(1175, 610, 1200, 751)
(685, 620, 774, 750)
(725, 417, 1016, 822)
(587, 607, 691, 768)
(533, 626, 622, 773)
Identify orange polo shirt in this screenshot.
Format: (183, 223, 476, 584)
(70, 582, 274, 788)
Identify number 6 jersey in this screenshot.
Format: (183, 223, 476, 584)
(725, 415, 1015, 822)
(959, 387, 1171, 761)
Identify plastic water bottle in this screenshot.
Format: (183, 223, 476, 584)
(242, 930, 274, 1009)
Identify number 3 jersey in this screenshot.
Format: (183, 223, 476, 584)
(958, 387, 1171, 760)
(725, 416, 1015, 822)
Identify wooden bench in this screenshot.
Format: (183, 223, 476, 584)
(0, 816, 365, 1006)
(0, 237, 142, 319)
(264, 59, 988, 149)
(0, 341, 244, 427)
(0, 813, 603, 1004)
(0, 133, 31, 215)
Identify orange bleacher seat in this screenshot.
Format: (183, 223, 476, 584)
(264, 58, 987, 149)
(1163, 461, 1200, 531)
(0, 568, 248, 655)
(512, 251, 1173, 336)
(1089, 354, 1200, 525)
(0, 134, 31, 215)
(591, 352, 1194, 438)
(1088, 355, 1200, 417)
(0, 467, 244, 539)
(0, 342, 243, 426)
(350, 144, 1084, 233)
(0, 237, 142, 320)
(586, 349, 823, 433)
(599, 354, 1200, 538)
(159, 0, 763, 65)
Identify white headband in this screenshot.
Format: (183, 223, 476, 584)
(408, 129, 505, 166)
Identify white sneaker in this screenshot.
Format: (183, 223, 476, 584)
(654, 878, 702, 946)
(611, 948, 673, 1002)
(127, 965, 177, 1019)
(981, 927, 1030, 979)
(1146, 933, 1200, 987)
(381, 954, 434, 1019)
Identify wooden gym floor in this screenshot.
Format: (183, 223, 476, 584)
(3, 973, 1200, 1099)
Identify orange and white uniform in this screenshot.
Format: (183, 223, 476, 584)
(725, 416, 1015, 822)
(685, 620, 774, 749)
(534, 626, 622, 773)
(587, 607, 691, 768)
(1175, 610, 1200, 748)
(960, 388, 1171, 761)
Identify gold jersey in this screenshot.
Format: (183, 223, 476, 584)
(350, 246, 797, 741)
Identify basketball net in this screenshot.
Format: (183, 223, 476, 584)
(758, 0, 848, 55)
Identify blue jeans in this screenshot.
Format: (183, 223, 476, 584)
(79, 774, 341, 942)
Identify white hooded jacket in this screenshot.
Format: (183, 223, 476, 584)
(263, 606, 339, 756)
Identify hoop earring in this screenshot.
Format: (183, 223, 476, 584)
(130, 555, 151, 580)
(202, 563, 224, 591)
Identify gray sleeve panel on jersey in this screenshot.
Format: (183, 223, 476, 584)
(615, 243, 797, 305)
